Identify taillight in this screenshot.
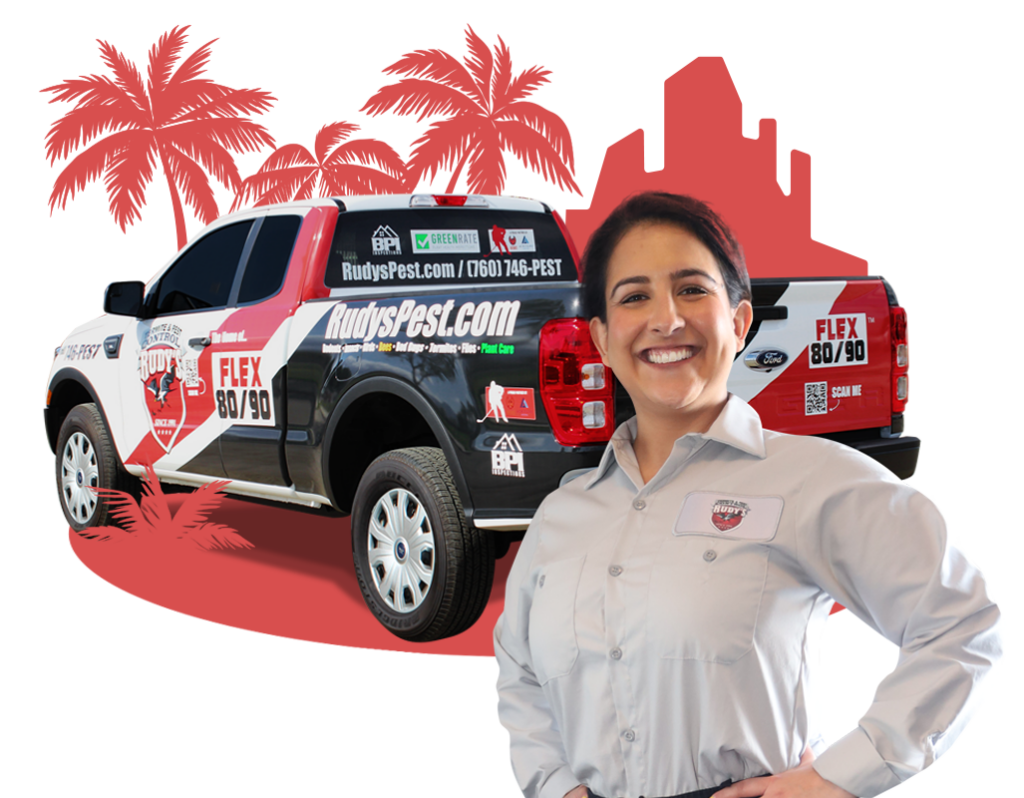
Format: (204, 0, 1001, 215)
(890, 306, 909, 413)
(540, 318, 614, 446)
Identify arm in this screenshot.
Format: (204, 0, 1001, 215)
(494, 503, 583, 798)
(792, 446, 1001, 798)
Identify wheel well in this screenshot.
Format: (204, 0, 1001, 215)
(46, 379, 95, 452)
(327, 393, 438, 513)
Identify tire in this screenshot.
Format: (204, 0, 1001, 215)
(55, 403, 132, 532)
(351, 447, 495, 642)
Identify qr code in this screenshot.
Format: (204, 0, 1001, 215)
(804, 381, 827, 415)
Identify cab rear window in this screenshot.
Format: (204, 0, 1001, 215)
(324, 209, 575, 288)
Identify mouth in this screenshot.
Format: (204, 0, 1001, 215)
(642, 346, 696, 365)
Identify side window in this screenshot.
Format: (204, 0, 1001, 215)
(237, 215, 302, 305)
(152, 221, 253, 316)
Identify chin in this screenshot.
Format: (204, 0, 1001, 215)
(641, 393, 706, 416)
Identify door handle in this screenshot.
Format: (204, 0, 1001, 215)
(189, 337, 212, 348)
(752, 305, 788, 321)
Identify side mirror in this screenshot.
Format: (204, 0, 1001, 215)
(104, 281, 145, 316)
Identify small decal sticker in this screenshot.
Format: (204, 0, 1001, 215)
(411, 229, 480, 254)
(711, 499, 750, 532)
(804, 381, 827, 415)
(489, 226, 536, 254)
(491, 433, 525, 478)
(478, 382, 536, 422)
(371, 224, 401, 256)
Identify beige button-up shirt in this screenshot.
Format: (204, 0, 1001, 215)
(494, 395, 1000, 798)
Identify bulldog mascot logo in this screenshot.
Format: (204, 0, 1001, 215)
(711, 499, 750, 533)
(139, 324, 187, 452)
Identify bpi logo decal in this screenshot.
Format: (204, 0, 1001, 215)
(491, 433, 525, 478)
(139, 325, 187, 452)
(372, 224, 401, 255)
(711, 499, 750, 532)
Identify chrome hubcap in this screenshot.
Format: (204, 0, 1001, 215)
(61, 432, 99, 524)
(367, 488, 435, 613)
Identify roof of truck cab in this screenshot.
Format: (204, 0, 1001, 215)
(336, 195, 550, 213)
(219, 194, 551, 221)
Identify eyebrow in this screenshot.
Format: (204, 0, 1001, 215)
(608, 268, 719, 297)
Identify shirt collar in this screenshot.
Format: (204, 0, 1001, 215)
(583, 394, 767, 490)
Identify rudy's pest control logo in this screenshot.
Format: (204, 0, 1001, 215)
(710, 499, 750, 532)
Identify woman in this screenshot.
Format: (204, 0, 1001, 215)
(494, 192, 1000, 798)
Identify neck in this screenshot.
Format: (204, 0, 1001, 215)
(632, 396, 728, 483)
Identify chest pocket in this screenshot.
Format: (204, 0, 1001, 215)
(528, 555, 585, 685)
(648, 520, 774, 664)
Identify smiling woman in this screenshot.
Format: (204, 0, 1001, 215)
(493, 192, 1002, 798)
(589, 220, 752, 481)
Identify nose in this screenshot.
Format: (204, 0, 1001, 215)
(648, 292, 685, 335)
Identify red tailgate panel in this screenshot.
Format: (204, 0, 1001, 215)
(749, 281, 892, 435)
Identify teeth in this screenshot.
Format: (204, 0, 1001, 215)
(647, 348, 694, 364)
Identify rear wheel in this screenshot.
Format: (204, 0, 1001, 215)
(55, 404, 128, 532)
(351, 447, 494, 642)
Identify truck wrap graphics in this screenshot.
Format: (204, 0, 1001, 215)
(46, 195, 919, 642)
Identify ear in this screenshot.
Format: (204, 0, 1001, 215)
(589, 316, 611, 366)
(732, 299, 754, 351)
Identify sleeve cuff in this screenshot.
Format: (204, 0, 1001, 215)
(538, 766, 583, 798)
(813, 727, 902, 798)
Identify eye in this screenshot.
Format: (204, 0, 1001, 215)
(679, 284, 710, 297)
(619, 291, 648, 304)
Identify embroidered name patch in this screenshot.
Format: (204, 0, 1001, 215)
(674, 492, 784, 541)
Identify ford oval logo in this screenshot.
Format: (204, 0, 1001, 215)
(744, 349, 789, 372)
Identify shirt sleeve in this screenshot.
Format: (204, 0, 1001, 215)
(494, 502, 581, 798)
(794, 444, 1002, 798)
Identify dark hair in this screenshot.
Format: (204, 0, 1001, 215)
(581, 192, 752, 321)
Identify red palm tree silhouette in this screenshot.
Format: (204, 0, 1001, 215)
(88, 464, 252, 551)
(48, 24, 276, 135)
(358, 23, 552, 128)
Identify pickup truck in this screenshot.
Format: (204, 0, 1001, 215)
(44, 194, 918, 642)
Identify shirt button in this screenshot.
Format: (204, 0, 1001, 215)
(608, 565, 623, 577)
(633, 499, 646, 510)
(539, 575, 546, 587)
(622, 729, 636, 742)
(703, 549, 717, 562)
(610, 647, 623, 660)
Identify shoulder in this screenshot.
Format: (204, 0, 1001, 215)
(761, 426, 900, 485)
(769, 431, 945, 551)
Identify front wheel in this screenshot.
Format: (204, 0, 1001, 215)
(55, 403, 128, 532)
(351, 447, 494, 642)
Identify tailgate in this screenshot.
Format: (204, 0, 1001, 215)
(731, 277, 895, 437)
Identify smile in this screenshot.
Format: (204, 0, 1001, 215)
(643, 347, 695, 364)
